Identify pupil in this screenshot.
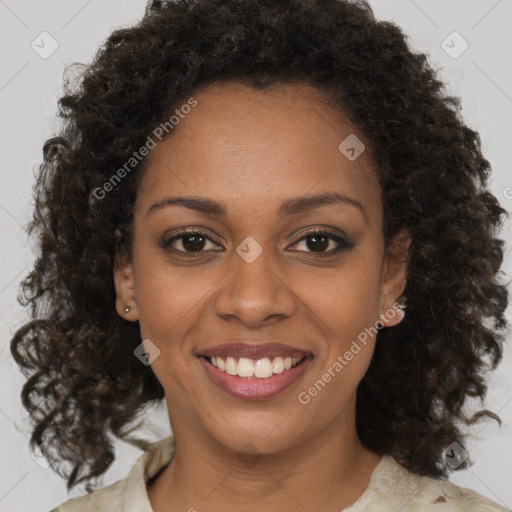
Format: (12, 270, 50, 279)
(183, 234, 205, 251)
(306, 234, 328, 252)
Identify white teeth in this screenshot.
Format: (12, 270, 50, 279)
(254, 358, 273, 378)
(237, 357, 256, 377)
(272, 357, 285, 374)
(225, 356, 238, 376)
(208, 355, 305, 379)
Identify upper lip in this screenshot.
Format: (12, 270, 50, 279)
(197, 342, 313, 359)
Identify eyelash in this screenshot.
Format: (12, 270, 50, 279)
(160, 227, 354, 258)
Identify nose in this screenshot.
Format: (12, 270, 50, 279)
(212, 247, 297, 329)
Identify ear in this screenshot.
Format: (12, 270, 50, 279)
(113, 252, 138, 321)
(378, 229, 411, 328)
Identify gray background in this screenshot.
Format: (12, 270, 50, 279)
(1, 1, 511, 510)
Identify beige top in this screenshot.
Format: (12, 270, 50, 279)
(49, 435, 509, 511)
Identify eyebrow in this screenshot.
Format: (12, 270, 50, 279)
(147, 192, 368, 223)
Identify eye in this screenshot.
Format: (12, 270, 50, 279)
(160, 226, 355, 258)
(160, 228, 221, 256)
(289, 228, 354, 255)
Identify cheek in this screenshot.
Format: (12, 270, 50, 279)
(307, 253, 382, 337)
(135, 271, 206, 344)
(301, 250, 383, 382)
(131, 237, 201, 343)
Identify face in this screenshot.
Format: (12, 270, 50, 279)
(114, 82, 409, 456)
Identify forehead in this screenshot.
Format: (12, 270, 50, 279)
(136, 81, 381, 224)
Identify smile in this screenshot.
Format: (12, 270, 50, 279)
(198, 354, 313, 399)
(207, 355, 304, 378)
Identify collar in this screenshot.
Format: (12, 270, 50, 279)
(122, 435, 176, 512)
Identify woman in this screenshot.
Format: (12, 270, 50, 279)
(10, 0, 510, 510)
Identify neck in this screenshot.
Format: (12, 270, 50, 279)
(147, 407, 382, 512)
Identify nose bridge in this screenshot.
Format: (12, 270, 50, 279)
(213, 237, 296, 326)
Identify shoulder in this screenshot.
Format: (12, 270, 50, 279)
(48, 435, 175, 512)
(361, 455, 510, 511)
(48, 478, 126, 512)
(401, 475, 509, 511)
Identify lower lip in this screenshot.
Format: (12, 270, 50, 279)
(198, 355, 313, 400)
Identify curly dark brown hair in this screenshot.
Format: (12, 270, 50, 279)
(10, 0, 509, 494)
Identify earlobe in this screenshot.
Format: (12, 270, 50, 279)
(113, 253, 138, 321)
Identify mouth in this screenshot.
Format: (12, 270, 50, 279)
(197, 354, 314, 400)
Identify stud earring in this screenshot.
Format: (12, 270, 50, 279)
(124, 306, 131, 314)
(396, 296, 407, 318)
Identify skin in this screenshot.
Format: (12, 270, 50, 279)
(113, 82, 411, 512)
